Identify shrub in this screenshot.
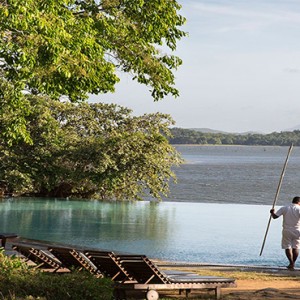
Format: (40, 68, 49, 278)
(0, 249, 113, 300)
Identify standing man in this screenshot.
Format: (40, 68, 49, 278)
(270, 196, 300, 270)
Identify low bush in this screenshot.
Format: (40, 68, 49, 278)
(0, 249, 113, 300)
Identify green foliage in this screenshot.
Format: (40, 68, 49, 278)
(0, 0, 186, 143)
(2, 273, 113, 300)
(0, 95, 182, 200)
(0, 248, 31, 278)
(0, 78, 32, 145)
(169, 127, 300, 146)
(0, 250, 112, 300)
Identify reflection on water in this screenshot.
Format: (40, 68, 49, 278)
(0, 198, 286, 266)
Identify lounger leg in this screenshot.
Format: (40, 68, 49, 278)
(215, 287, 221, 300)
(185, 289, 191, 298)
(1, 237, 6, 247)
(113, 288, 126, 300)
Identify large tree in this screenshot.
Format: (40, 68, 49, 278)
(0, 0, 186, 143)
(0, 95, 182, 199)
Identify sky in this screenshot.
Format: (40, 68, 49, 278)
(89, 0, 300, 134)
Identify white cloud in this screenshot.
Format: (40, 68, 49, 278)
(284, 68, 300, 74)
(186, 1, 300, 20)
(183, 1, 300, 34)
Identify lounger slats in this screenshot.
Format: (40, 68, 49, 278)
(48, 247, 102, 277)
(13, 244, 62, 271)
(116, 255, 170, 284)
(84, 250, 134, 282)
(168, 275, 237, 283)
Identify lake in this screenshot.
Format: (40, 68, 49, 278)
(165, 145, 300, 205)
(1, 145, 299, 267)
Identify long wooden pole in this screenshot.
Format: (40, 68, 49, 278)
(259, 144, 294, 256)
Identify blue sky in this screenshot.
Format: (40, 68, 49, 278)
(89, 0, 300, 133)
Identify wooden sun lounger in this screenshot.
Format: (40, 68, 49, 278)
(13, 244, 62, 272)
(114, 255, 236, 300)
(84, 250, 134, 282)
(48, 246, 102, 277)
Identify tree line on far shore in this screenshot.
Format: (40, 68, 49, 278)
(169, 127, 300, 146)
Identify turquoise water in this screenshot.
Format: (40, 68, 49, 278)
(1, 145, 299, 266)
(0, 198, 285, 266)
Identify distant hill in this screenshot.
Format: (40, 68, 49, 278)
(169, 127, 300, 145)
(188, 128, 262, 135)
(189, 128, 229, 134)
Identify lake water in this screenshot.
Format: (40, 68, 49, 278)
(1, 145, 300, 267)
(165, 145, 300, 205)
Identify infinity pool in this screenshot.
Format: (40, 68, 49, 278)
(0, 198, 285, 266)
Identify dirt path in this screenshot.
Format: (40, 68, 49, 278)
(224, 279, 300, 299)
